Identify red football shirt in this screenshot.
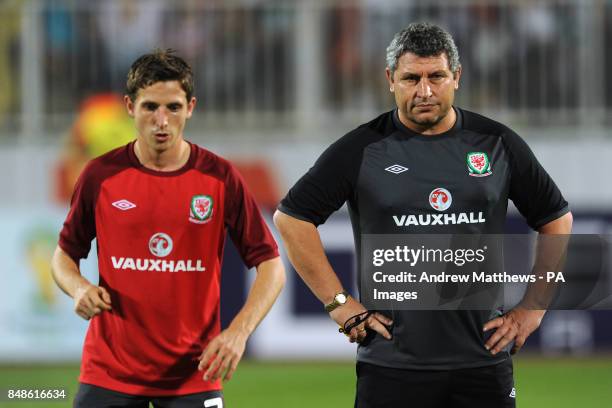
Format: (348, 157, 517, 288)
(59, 141, 279, 396)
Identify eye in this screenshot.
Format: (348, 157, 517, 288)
(402, 75, 420, 83)
(167, 103, 182, 112)
(142, 102, 158, 111)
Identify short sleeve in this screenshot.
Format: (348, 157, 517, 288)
(58, 163, 98, 264)
(278, 135, 360, 226)
(224, 165, 279, 269)
(505, 130, 569, 229)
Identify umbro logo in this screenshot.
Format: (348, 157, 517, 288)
(509, 388, 516, 398)
(385, 164, 409, 174)
(112, 199, 136, 211)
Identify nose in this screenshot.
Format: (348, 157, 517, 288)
(154, 107, 168, 129)
(416, 79, 432, 99)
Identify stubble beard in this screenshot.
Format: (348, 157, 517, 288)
(406, 103, 450, 129)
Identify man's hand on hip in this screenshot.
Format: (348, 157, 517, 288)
(329, 297, 393, 343)
(483, 307, 545, 355)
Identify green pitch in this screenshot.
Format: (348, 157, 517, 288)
(0, 357, 610, 407)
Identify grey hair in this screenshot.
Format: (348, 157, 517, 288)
(386, 22, 460, 75)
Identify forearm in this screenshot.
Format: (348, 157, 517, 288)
(273, 210, 344, 305)
(51, 245, 91, 298)
(228, 256, 285, 336)
(520, 212, 573, 309)
(273, 211, 393, 341)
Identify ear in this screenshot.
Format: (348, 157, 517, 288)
(124, 95, 135, 117)
(186, 97, 197, 119)
(453, 66, 462, 90)
(385, 67, 395, 92)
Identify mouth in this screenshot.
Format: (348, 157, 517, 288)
(154, 132, 170, 142)
(413, 103, 437, 111)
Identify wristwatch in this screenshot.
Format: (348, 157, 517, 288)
(325, 291, 350, 312)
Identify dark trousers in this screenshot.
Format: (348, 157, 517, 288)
(355, 359, 516, 408)
(74, 383, 224, 408)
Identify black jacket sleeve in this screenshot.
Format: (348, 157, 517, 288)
(278, 132, 365, 226)
(504, 130, 569, 229)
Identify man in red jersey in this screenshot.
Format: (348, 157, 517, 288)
(51, 50, 285, 407)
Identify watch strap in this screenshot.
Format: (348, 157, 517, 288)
(324, 291, 350, 312)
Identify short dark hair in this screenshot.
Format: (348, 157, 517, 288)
(386, 22, 460, 75)
(126, 49, 194, 102)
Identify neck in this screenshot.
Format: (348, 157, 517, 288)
(134, 139, 190, 172)
(399, 107, 457, 135)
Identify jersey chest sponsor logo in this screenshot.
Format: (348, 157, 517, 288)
(393, 212, 486, 226)
(467, 151, 493, 177)
(149, 232, 173, 257)
(110, 256, 206, 272)
(393, 187, 486, 226)
(429, 188, 452, 211)
(109, 232, 206, 273)
(190, 195, 214, 224)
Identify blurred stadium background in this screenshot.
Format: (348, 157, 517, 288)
(1, 0, 611, 406)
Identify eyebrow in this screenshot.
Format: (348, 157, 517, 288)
(140, 100, 184, 106)
(402, 70, 448, 77)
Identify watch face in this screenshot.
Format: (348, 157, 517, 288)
(336, 293, 347, 304)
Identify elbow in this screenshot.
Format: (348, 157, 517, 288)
(564, 211, 573, 233)
(50, 246, 62, 282)
(271, 212, 287, 289)
(273, 209, 315, 235)
(275, 257, 287, 290)
(558, 211, 573, 234)
(272, 209, 285, 232)
(260, 255, 286, 291)
(273, 209, 295, 242)
(51, 245, 64, 287)
(538, 211, 573, 234)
